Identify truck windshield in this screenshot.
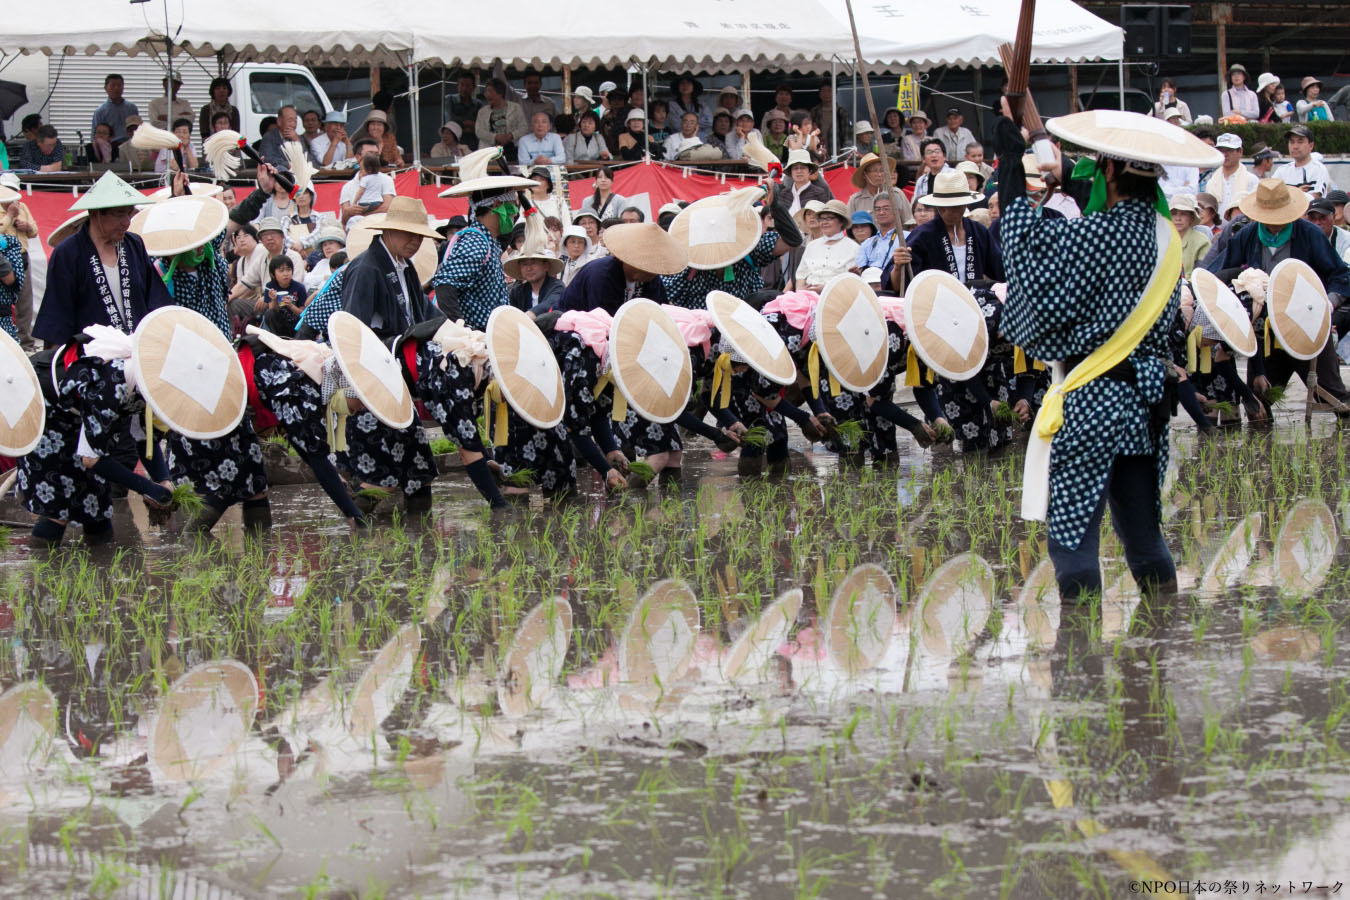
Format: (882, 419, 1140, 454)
(250, 73, 324, 116)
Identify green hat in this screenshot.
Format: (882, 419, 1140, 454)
(70, 170, 148, 212)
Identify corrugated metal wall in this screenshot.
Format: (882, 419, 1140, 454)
(45, 52, 216, 151)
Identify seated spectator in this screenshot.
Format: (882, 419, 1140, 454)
(19, 125, 64, 171)
(760, 84, 802, 134)
(616, 110, 658, 161)
(648, 100, 673, 143)
(599, 87, 632, 152)
(936, 108, 975, 161)
(149, 74, 192, 130)
(303, 225, 347, 293)
(263, 254, 309, 334)
(1152, 79, 1192, 124)
(122, 115, 154, 170)
(86, 123, 118, 164)
(252, 116, 277, 154)
(795, 200, 858, 291)
(663, 113, 701, 161)
(879, 107, 905, 147)
(519, 112, 566, 166)
(913, 139, 952, 199)
(228, 224, 270, 316)
(573, 211, 605, 255)
(428, 121, 464, 160)
(1298, 76, 1334, 122)
(963, 142, 994, 186)
(1275, 124, 1332, 197)
(849, 211, 877, 245)
(851, 120, 876, 160)
(706, 110, 734, 155)
(1221, 64, 1259, 120)
(199, 77, 240, 140)
(210, 110, 234, 135)
(847, 152, 913, 224)
(668, 74, 712, 138)
(1168, 194, 1210, 277)
(724, 109, 761, 160)
(762, 110, 791, 161)
(558, 224, 593, 286)
(283, 188, 339, 250)
(619, 208, 644, 224)
(900, 110, 930, 164)
(154, 118, 198, 173)
(312, 110, 353, 166)
(475, 78, 528, 161)
(570, 86, 594, 120)
(793, 113, 826, 163)
(565, 111, 611, 163)
(851, 192, 903, 274)
(674, 136, 724, 161)
(779, 147, 833, 214)
(338, 140, 396, 224)
(256, 217, 307, 276)
(301, 109, 322, 144)
(258, 106, 315, 170)
(517, 70, 557, 125)
(363, 110, 403, 166)
(576, 166, 626, 220)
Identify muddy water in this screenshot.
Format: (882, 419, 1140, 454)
(1, 412, 1349, 899)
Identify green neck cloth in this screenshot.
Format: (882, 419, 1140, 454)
(1069, 156, 1170, 217)
(1257, 223, 1293, 248)
(161, 241, 216, 287)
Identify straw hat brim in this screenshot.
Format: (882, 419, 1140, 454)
(485, 305, 566, 429)
(0, 186, 19, 204)
(1238, 183, 1309, 225)
(497, 597, 572, 718)
(146, 660, 257, 784)
(902, 269, 989, 380)
(132, 306, 247, 440)
(48, 212, 89, 249)
(129, 195, 230, 258)
(705, 290, 797, 385)
(721, 588, 801, 683)
(603, 223, 688, 275)
(618, 579, 700, 685)
(439, 174, 537, 198)
(1190, 267, 1257, 357)
(144, 182, 224, 202)
(0, 329, 45, 456)
(915, 553, 995, 658)
(667, 196, 762, 271)
(346, 624, 420, 736)
(823, 564, 896, 674)
(503, 252, 565, 281)
(920, 190, 983, 208)
(1047, 109, 1224, 168)
(0, 682, 56, 772)
(1265, 257, 1331, 360)
(850, 154, 895, 189)
(366, 214, 443, 240)
(813, 273, 889, 392)
(1273, 499, 1335, 594)
(608, 299, 693, 423)
(328, 310, 416, 428)
(346, 214, 439, 284)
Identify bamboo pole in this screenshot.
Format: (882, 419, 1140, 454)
(843, 0, 882, 155)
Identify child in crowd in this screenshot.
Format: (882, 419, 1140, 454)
(263, 255, 308, 335)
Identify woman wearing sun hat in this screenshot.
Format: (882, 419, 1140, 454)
(991, 100, 1225, 600)
(1220, 64, 1259, 121)
(1297, 76, 1334, 122)
(795, 200, 858, 292)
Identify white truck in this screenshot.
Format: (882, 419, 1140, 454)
(5, 51, 333, 151)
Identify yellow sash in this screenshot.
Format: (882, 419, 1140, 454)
(903, 345, 936, 387)
(485, 379, 509, 445)
(1185, 326, 1211, 374)
(325, 391, 349, 453)
(144, 406, 156, 459)
(806, 342, 840, 398)
(710, 353, 733, 409)
(1012, 346, 1045, 375)
(593, 372, 627, 421)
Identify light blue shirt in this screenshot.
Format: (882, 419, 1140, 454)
(518, 132, 566, 166)
(855, 228, 903, 270)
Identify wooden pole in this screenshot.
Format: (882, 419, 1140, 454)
(1216, 23, 1228, 97)
(563, 65, 571, 110)
(1069, 65, 1079, 112)
(843, 0, 882, 155)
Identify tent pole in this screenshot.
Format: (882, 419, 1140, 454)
(409, 51, 421, 168)
(1117, 57, 1125, 111)
(1069, 65, 1079, 112)
(851, 62, 858, 136)
(643, 62, 651, 162)
(831, 58, 838, 160)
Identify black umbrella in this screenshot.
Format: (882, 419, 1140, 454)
(0, 80, 29, 121)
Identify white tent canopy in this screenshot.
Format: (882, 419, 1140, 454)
(837, 0, 1123, 71)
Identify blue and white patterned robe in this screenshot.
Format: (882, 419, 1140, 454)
(0, 235, 25, 340)
(1000, 196, 1180, 550)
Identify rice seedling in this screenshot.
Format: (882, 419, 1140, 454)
(168, 482, 207, 516)
(739, 425, 770, 448)
(628, 459, 656, 481)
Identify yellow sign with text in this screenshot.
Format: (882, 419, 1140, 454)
(896, 74, 916, 115)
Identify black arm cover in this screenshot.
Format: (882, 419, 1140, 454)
(435, 283, 463, 322)
(571, 432, 613, 476)
(142, 438, 170, 483)
(775, 397, 812, 425)
(90, 456, 171, 505)
(229, 188, 269, 226)
(589, 411, 618, 454)
(770, 196, 803, 248)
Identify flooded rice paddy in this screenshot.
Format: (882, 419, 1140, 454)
(1, 406, 1349, 899)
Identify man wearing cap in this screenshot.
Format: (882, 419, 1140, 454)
(518, 112, 566, 166)
(1202, 133, 1260, 210)
(937, 108, 976, 163)
(310, 110, 352, 167)
(1275, 125, 1331, 198)
(35, 171, 172, 345)
(1251, 144, 1279, 180)
(341, 197, 439, 341)
(990, 103, 1213, 600)
(1307, 198, 1350, 262)
(1206, 178, 1350, 408)
(851, 121, 876, 161)
(255, 217, 307, 277)
(149, 75, 192, 131)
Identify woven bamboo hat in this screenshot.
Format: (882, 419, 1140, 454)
(497, 597, 572, 718)
(143, 181, 224, 202)
(366, 195, 443, 240)
(48, 212, 90, 249)
(0, 328, 45, 456)
(346, 624, 420, 736)
(145, 659, 258, 783)
(128, 195, 229, 258)
(1238, 177, 1310, 226)
(850, 152, 896, 189)
(618, 579, 700, 688)
(914, 552, 995, 658)
(705, 289, 797, 385)
(0, 681, 56, 783)
(503, 210, 565, 280)
(69, 170, 150, 211)
(346, 213, 439, 284)
(1266, 258, 1331, 360)
(603, 222, 688, 275)
(902, 269, 989, 380)
(812, 273, 888, 392)
(131, 306, 247, 440)
(1199, 512, 1262, 596)
(439, 146, 537, 197)
(919, 170, 983, 207)
(667, 186, 765, 270)
(1273, 499, 1337, 597)
(720, 588, 802, 684)
(608, 298, 693, 423)
(823, 564, 897, 676)
(485, 305, 566, 429)
(1189, 267, 1257, 357)
(1045, 109, 1224, 169)
(327, 310, 415, 428)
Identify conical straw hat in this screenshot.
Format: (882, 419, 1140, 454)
(0, 328, 45, 456)
(345, 213, 439, 285)
(438, 147, 537, 197)
(1266, 258, 1331, 361)
(813, 273, 889, 392)
(822, 564, 897, 676)
(720, 588, 802, 684)
(128, 195, 229, 258)
(705, 289, 797, 386)
(503, 209, 564, 280)
(1198, 512, 1262, 596)
(70, 170, 150, 211)
(0, 184, 20, 204)
(48, 212, 89, 249)
(1272, 499, 1336, 597)
(485, 305, 566, 429)
(1045, 109, 1224, 168)
(608, 298, 693, 423)
(902, 269, 989, 380)
(1189, 268, 1257, 357)
(0, 681, 57, 782)
(497, 597, 572, 718)
(666, 186, 765, 270)
(143, 181, 224, 202)
(146, 659, 258, 783)
(347, 624, 420, 737)
(131, 306, 247, 440)
(618, 579, 700, 687)
(915, 552, 995, 659)
(327, 310, 415, 429)
(602, 222, 688, 276)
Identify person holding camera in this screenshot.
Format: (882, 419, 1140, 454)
(261, 255, 308, 335)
